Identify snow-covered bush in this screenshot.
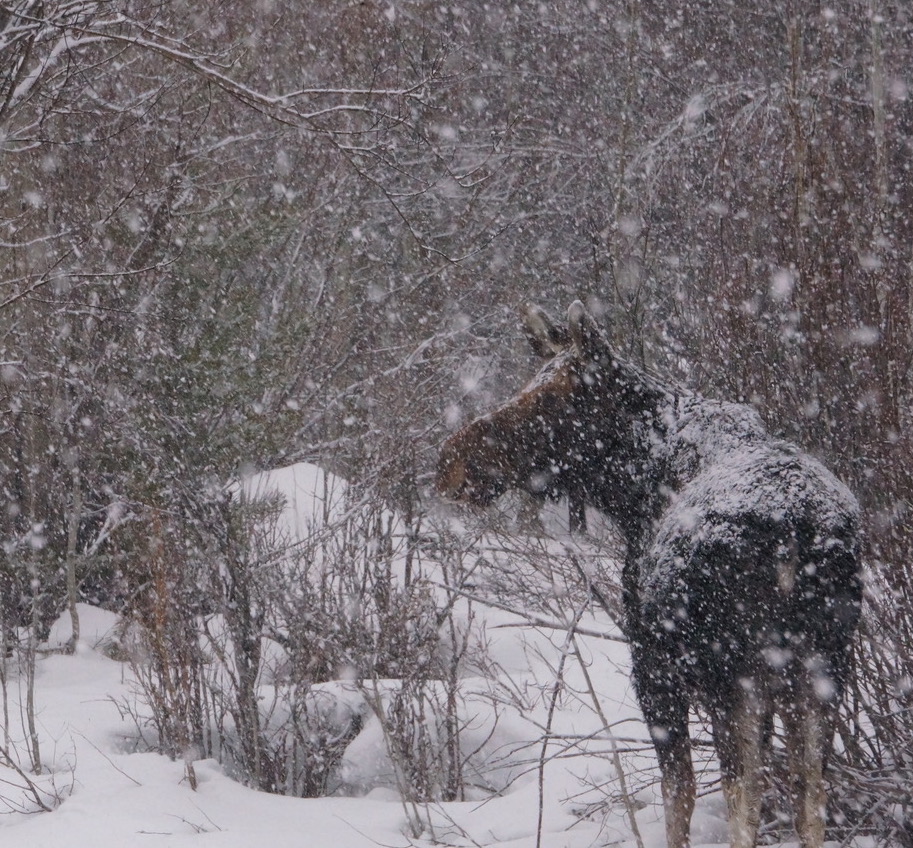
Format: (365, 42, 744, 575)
(121, 464, 482, 801)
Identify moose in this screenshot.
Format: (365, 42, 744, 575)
(437, 302, 862, 848)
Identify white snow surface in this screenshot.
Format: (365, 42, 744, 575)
(0, 462, 850, 848)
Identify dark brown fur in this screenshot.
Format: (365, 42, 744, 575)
(437, 302, 862, 848)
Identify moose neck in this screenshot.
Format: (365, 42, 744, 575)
(581, 359, 678, 554)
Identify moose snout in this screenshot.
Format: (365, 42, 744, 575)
(436, 450, 470, 500)
(436, 430, 509, 506)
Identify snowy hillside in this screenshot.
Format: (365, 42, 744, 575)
(0, 463, 769, 848)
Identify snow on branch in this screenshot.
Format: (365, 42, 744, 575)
(4, 5, 441, 136)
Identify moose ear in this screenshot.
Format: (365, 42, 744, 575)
(568, 300, 605, 362)
(520, 303, 570, 357)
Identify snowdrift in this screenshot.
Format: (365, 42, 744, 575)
(0, 462, 744, 848)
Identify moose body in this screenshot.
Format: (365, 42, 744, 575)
(437, 302, 862, 848)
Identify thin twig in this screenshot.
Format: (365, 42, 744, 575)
(428, 580, 625, 643)
(571, 633, 647, 848)
(535, 600, 589, 848)
(71, 731, 141, 787)
(0, 744, 52, 812)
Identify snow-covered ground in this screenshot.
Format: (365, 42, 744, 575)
(0, 464, 748, 848)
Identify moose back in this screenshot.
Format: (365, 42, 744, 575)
(437, 301, 862, 848)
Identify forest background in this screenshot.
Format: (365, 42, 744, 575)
(2, 1, 912, 843)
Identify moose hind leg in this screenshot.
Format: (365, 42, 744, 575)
(713, 681, 765, 848)
(782, 676, 828, 848)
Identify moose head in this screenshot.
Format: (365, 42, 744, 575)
(437, 301, 666, 538)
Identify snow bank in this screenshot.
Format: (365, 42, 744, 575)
(0, 461, 745, 848)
